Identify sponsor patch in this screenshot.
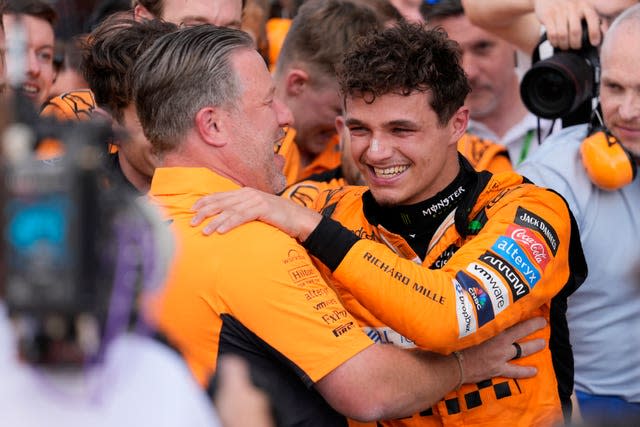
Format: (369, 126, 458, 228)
(466, 262, 510, 314)
(505, 224, 552, 270)
(491, 236, 541, 287)
(514, 207, 559, 255)
(332, 322, 355, 337)
(283, 249, 307, 264)
(455, 272, 495, 327)
(288, 266, 319, 284)
(478, 252, 530, 302)
(430, 244, 459, 269)
(321, 309, 349, 325)
(362, 327, 416, 348)
(312, 298, 337, 311)
(453, 279, 478, 338)
(421, 186, 466, 217)
(304, 287, 330, 301)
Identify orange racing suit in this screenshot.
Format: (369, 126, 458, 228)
(302, 156, 587, 426)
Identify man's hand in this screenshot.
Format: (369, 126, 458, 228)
(462, 0, 605, 54)
(534, 0, 602, 49)
(191, 187, 322, 242)
(460, 317, 547, 384)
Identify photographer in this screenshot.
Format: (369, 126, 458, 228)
(516, 5, 640, 424)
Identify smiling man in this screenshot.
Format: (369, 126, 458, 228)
(135, 23, 547, 427)
(190, 21, 588, 426)
(3, 0, 56, 110)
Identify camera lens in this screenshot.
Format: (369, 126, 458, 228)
(520, 52, 595, 119)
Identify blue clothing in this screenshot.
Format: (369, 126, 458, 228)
(517, 125, 640, 409)
(576, 390, 640, 424)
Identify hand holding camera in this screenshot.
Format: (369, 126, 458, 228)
(533, 0, 604, 50)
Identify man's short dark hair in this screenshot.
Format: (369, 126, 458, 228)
(337, 21, 470, 125)
(81, 12, 177, 123)
(421, 0, 463, 23)
(276, 0, 388, 83)
(5, 0, 57, 26)
(133, 25, 254, 154)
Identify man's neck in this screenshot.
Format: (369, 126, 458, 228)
(118, 154, 151, 194)
(362, 156, 476, 259)
(298, 148, 314, 170)
(475, 88, 528, 139)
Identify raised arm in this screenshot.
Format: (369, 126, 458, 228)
(462, 0, 603, 53)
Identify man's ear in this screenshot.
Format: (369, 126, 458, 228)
(284, 68, 309, 97)
(335, 115, 345, 134)
(133, 4, 155, 22)
(195, 107, 226, 147)
(448, 106, 469, 147)
(335, 115, 347, 150)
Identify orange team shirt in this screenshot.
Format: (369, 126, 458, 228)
(457, 133, 512, 174)
(280, 128, 342, 186)
(304, 169, 585, 426)
(37, 89, 98, 160)
(266, 17, 291, 72)
(280, 167, 347, 207)
(147, 167, 374, 425)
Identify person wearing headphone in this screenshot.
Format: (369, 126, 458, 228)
(517, 5, 640, 424)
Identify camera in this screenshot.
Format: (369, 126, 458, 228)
(2, 119, 168, 365)
(520, 21, 600, 123)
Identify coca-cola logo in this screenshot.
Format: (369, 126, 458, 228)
(506, 225, 551, 270)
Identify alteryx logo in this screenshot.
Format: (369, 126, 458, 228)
(491, 236, 540, 288)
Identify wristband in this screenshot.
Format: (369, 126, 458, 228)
(453, 351, 464, 391)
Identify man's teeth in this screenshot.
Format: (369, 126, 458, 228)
(373, 165, 409, 177)
(22, 85, 38, 94)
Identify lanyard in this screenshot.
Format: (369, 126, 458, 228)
(518, 130, 534, 165)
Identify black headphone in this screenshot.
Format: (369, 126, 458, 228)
(581, 108, 637, 190)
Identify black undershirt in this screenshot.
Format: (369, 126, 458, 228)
(362, 156, 476, 259)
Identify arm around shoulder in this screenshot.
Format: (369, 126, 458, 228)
(315, 317, 546, 422)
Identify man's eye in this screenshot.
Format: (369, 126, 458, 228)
(392, 128, 412, 135)
(349, 127, 368, 136)
(604, 82, 623, 93)
(37, 51, 53, 63)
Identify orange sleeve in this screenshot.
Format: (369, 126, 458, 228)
(328, 187, 573, 353)
(485, 153, 514, 174)
(458, 133, 513, 174)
